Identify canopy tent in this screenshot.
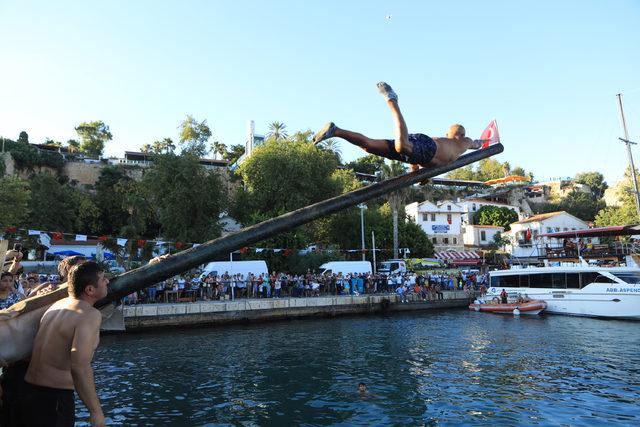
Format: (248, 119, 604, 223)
(539, 225, 640, 239)
(52, 250, 85, 257)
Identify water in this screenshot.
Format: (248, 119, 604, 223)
(78, 311, 640, 426)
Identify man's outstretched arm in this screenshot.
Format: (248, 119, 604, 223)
(70, 310, 105, 427)
(464, 137, 489, 150)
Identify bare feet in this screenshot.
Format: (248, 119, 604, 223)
(376, 82, 398, 101)
(313, 122, 337, 145)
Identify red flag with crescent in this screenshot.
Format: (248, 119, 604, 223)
(479, 119, 500, 149)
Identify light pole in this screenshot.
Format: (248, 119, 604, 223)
(358, 204, 367, 261)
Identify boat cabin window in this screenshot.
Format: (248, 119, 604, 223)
(611, 272, 640, 284)
(580, 272, 599, 286)
(593, 274, 616, 284)
(529, 273, 552, 288)
(551, 273, 566, 289)
(566, 273, 580, 289)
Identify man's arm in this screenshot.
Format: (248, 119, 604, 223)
(464, 137, 487, 150)
(70, 310, 105, 427)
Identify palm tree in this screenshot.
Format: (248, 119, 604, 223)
(380, 160, 410, 259)
(161, 138, 176, 153)
(210, 140, 227, 160)
(317, 138, 342, 163)
(152, 140, 164, 154)
(502, 161, 511, 177)
(140, 144, 153, 154)
(267, 121, 288, 141)
(66, 139, 81, 154)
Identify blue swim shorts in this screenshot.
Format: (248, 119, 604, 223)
(386, 133, 437, 166)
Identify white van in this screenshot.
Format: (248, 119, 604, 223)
(319, 261, 372, 276)
(200, 260, 268, 279)
(378, 259, 407, 275)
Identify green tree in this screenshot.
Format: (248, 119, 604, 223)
(474, 205, 519, 230)
(511, 166, 526, 177)
(223, 144, 245, 164)
(560, 190, 605, 221)
(595, 167, 639, 226)
(66, 139, 81, 153)
(73, 192, 102, 234)
(0, 177, 30, 228)
(446, 165, 478, 181)
(237, 136, 340, 217)
(94, 166, 135, 235)
(143, 153, 226, 242)
(140, 144, 153, 154)
(345, 154, 385, 177)
(26, 173, 77, 231)
(75, 120, 112, 157)
(316, 138, 342, 163)
(210, 140, 227, 160)
(179, 115, 211, 157)
(575, 171, 608, 200)
(266, 121, 288, 142)
(17, 131, 29, 144)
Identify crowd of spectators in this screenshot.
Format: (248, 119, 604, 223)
(124, 269, 488, 305)
(1, 249, 488, 310)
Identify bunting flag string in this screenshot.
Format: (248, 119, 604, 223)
(2, 225, 395, 256)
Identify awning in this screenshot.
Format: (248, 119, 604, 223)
(435, 251, 481, 264)
(539, 225, 640, 239)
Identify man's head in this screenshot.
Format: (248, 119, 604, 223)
(58, 255, 87, 282)
(68, 261, 109, 301)
(447, 124, 466, 140)
(1, 272, 14, 292)
(358, 382, 367, 393)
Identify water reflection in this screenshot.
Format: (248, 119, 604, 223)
(77, 312, 640, 426)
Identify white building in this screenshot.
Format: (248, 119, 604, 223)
(405, 200, 464, 251)
(506, 211, 592, 258)
(463, 224, 505, 248)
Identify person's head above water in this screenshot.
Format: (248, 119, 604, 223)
(358, 383, 367, 393)
(447, 124, 466, 140)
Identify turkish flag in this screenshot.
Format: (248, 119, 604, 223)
(479, 119, 500, 149)
(525, 228, 532, 241)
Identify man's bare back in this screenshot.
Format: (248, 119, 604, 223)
(430, 136, 482, 166)
(25, 297, 101, 390)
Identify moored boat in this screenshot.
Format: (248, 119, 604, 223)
(469, 299, 547, 315)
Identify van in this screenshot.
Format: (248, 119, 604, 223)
(319, 261, 372, 276)
(377, 259, 407, 275)
(200, 260, 268, 279)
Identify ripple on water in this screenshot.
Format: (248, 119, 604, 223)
(75, 311, 640, 426)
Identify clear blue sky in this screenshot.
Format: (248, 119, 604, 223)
(1, 0, 639, 184)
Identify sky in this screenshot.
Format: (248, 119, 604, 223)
(1, 0, 639, 184)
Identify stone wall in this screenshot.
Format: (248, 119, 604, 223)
(120, 292, 473, 330)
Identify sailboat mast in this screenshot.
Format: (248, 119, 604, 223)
(616, 93, 640, 217)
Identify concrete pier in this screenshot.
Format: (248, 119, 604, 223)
(119, 292, 473, 331)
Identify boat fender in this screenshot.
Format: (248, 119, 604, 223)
(513, 308, 520, 316)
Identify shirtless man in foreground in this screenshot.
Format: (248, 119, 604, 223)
(21, 261, 108, 427)
(314, 82, 487, 171)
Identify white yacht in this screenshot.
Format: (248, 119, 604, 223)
(487, 266, 640, 319)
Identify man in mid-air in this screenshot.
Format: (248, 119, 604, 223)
(314, 82, 490, 172)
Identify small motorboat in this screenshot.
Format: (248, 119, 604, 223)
(469, 298, 547, 315)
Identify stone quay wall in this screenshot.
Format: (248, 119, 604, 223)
(120, 292, 474, 331)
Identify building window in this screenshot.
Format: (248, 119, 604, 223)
(472, 203, 476, 211)
(554, 227, 560, 232)
(447, 205, 452, 211)
(422, 213, 429, 222)
(443, 238, 449, 244)
(432, 237, 437, 244)
(563, 227, 568, 231)
(480, 231, 486, 241)
(431, 213, 436, 221)
(546, 227, 552, 233)
(447, 214, 452, 223)
(453, 237, 458, 244)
